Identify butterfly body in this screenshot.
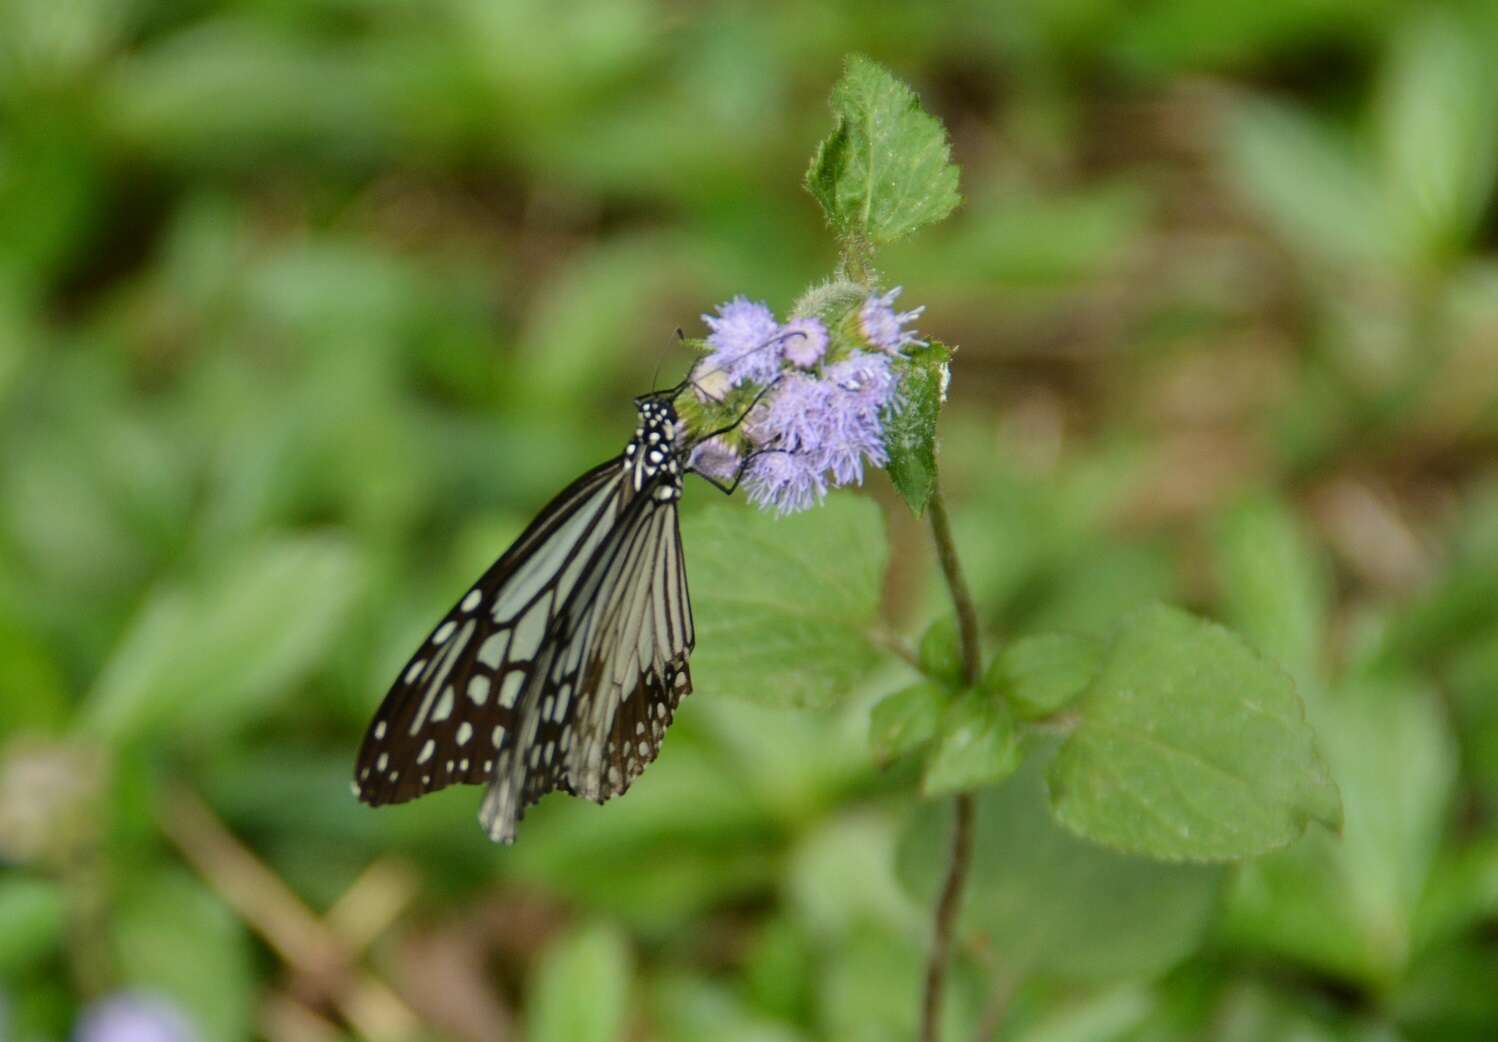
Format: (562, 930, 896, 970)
(354, 394, 695, 843)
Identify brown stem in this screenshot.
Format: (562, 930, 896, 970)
(920, 486, 982, 1042)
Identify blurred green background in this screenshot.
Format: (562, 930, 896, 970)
(4, 1, 1498, 1041)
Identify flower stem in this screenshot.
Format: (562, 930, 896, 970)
(927, 487, 981, 687)
(921, 485, 981, 1042)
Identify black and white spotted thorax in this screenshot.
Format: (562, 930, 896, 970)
(623, 397, 685, 501)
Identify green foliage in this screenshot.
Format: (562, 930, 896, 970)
(884, 340, 952, 516)
(82, 535, 364, 743)
(900, 752, 1223, 979)
(985, 633, 1101, 720)
(1219, 672, 1457, 988)
(528, 925, 633, 1042)
(1049, 604, 1343, 862)
(112, 870, 254, 1042)
(685, 496, 888, 708)
(922, 690, 1021, 797)
(869, 681, 947, 764)
(4, 3, 1498, 1040)
(916, 616, 963, 687)
(0, 877, 65, 976)
(1210, 495, 1327, 689)
(806, 54, 961, 260)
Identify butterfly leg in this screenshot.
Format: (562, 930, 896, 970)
(694, 446, 795, 496)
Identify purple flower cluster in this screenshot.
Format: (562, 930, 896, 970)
(692, 289, 923, 514)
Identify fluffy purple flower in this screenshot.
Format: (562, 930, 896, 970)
(745, 450, 828, 514)
(780, 317, 828, 368)
(741, 351, 897, 514)
(76, 994, 197, 1042)
(859, 286, 925, 353)
(701, 296, 782, 387)
(688, 436, 741, 484)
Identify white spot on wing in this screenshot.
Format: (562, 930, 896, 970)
(418, 739, 435, 764)
(461, 589, 482, 612)
(468, 675, 490, 704)
(478, 632, 507, 668)
(432, 620, 456, 645)
(404, 660, 425, 684)
(456, 722, 473, 745)
(432, 686, 455, 722)
(498, 671, 524, 708)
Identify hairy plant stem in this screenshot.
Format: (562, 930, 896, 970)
(920, 486, 981, 1042)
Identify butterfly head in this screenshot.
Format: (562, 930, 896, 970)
(624, 397, 683, 499)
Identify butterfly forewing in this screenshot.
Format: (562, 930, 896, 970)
(354, 459, 628, 807)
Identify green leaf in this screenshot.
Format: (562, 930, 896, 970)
(899, 749, 1222, 979)
(1008, 986, 1156, 1042)
(805, 54, 960, 251)
(527, 924, 632, 1042)
(986, 632, 1101, 719)
(1049, 604, 1342, 862)
(922, 690, 1022, 798)
(917, 615, 962, 687)
(1211, 494, 1328, 689)
(83, 535, 363, 743)
(1220, 674, 1457, 987)
(1223, 97, 1388, 267)
(869, 681, 946, 764)
(113, 868, 254, 1042)
(884, 340, 951, 516)
(1377, 10, 1498, 265)
(684, 496, 888, 708)
(819, 923, 977, 1042)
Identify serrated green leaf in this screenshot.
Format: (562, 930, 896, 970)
(806, 54, 960, 250)
(527, 923, 632, 1042)
(869, 681, 946, 764)
(684, 496, 888, 708)
(1049, 604, 1342, 862)
(987, 632, 1101, 719)
(922, 690, 1021, 797)
(83, 534, 363, 743)
(884, 340, 950, 516)
(1211, 495, 1327, 690)
(898, 749, 1222, 979)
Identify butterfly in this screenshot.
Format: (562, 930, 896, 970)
(353, 381, 754, 843)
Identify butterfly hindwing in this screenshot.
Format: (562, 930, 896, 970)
(479, 483, 695, 841)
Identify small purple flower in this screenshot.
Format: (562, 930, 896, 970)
(780, 317, 828, 368)
(688, 436, 741, 484)
(745, 449, 828, 514)
(740, 351, 897, 514)
(76, 993, 197, 1042)
(701, 296, 782, 387)
(859, 286, 925, 353)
